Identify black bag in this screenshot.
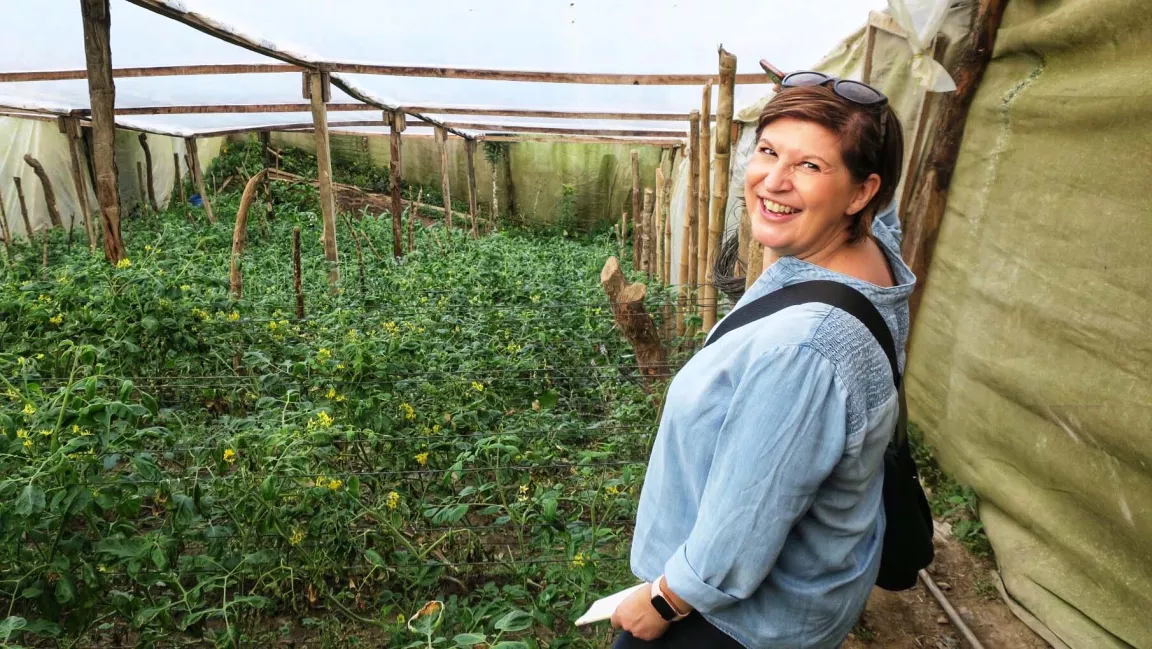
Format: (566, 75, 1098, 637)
(703, 280, 933, 591)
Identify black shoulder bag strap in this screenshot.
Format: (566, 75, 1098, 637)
(702, 280, 933, 590)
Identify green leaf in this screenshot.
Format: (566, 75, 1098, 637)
(365, 549, 386, 567)
(151, 546, 168, 571)
(118, 379, 134, 401)
(21, 618, 61, 637)
(0, 616, 27, 641)
(493, 609, 532, 633)
(536, 390, 559, 410)
(407, 600, 444, 636)
(491, 643, 529, 649)
(15, 485, 45, 516)
(453, 633, 488, 646)
(54, 575, 76, 604)
(20, 587, 42, 599)
(445, 504, 469, 523)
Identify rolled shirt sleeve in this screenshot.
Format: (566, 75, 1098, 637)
(664, 343, 849, 613)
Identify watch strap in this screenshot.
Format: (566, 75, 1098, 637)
(650, 579, 688, 621)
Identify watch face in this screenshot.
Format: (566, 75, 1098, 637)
(650, 595, 678, 622)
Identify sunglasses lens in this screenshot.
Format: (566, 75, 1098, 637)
(782, 71, 830, 88)
(835, 80, 886, 105)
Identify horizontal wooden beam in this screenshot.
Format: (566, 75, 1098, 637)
(290, 119, 686, 138)
(480, 134, 683, 147)
(100, 102, 715, 122)
(2, 62, 768, 86)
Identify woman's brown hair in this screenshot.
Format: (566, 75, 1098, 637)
(755, 84, 904, 242)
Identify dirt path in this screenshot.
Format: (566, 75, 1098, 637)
(845, 529, 1048, 649)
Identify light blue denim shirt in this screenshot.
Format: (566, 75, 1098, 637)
(629, 205, 915, 649)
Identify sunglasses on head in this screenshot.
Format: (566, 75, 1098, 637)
(781, 71, 889, 107)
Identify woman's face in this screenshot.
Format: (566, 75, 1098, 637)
(745, 117, 878, 259)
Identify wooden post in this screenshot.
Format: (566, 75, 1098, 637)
(60, 118, 96, 250)
(137, 133, 158, 212)
(900, 35, 950, 223)
(389, 110, 406, 258)
(903, 0, 1009, 323)
(184, 138, 216, 224)
(0, 184, 11, 257)
(14, 178, 33, 241)
(409, 188, 422, 253)
(80, 0, 125, 263)
(862, 24, 878, 85)
(686, 111, 701, 315)
(619, 210, 627, 258)
(703, 48, 737, 332)
(697, 81, 713, 301)
(435, 125, 453, 238)
(654, 167, 665, 285)
(631, 151, 641, 268)
(676, 187, 691, 337)
(305, 71, 340, 287)
(173, 152, 184, 206)
(22, 154, 63, 229)
(135, 162, 146, 212)
(664, 147, 677, 288)
(641, 188, 654, 281)
(292, 227, 305, 320)
(341, 212, 366, 298)
(465, 138, 479, 237)
(229, 169, 268, 299)
(601, 256, 667, 388)
(745, 240, 764, 289)
(259, 131, 275, 222)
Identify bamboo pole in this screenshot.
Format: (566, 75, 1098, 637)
(435, 125, 453, 238)
(60, 118, 96, 250)
(704, 49, 737, 331)
(686, 111, 701, 317)
(664, 147, 677, 289)
(389, 110, 406, 258)
(654, 167, 665, 285)
(260, 131, 275, 222)
(465, 138, 479, 237)
(14, 178, 33, 242)
(184, 138, 216, 224)
(23, 154, 63, 229)
(697, 81, 713, 301)
(229, 169, 269, 299)
(676, 196, 691, 339)
(292, 227, 304, 320)
(631, 151, 641, 268)
(80, 0, 125, 263)
(137, 133, 158, 211)
(0, 185, 11, 257)
(306, 71, 340, 288)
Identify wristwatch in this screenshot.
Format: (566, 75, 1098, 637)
(650, 578, 688, 622)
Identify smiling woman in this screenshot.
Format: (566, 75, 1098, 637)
(615, 80, 914, 649)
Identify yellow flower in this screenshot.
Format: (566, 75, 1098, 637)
(414, 452, 429, 467)
(347, 328, 359, 340)
(572, 553, 586, 568)
(37, 294, 52, 303)
(531, 294, 541, 303)
(180, 284, 191, 292)
(396, 613, 405, 625)
(399, 403, 415, 421)
(97, 564, 110, 573)
(307, 411, 334, 430)
(327, 387, 337, 399)
(289, 529, 306, 546)
(316, 348, 332, 362)
(35, 354, 43, 360)
(432, 424, 441, 434)
(144, 245, 152, 252)
(15, 429, 28, 439)
(116, 258, 131, 269)
(335, 363, 345, 370)
(386, 491, 401, 510)
(505, 342, 521, 354)
(471, 381, 485, 393)
(22, 404, 35, 416)
(223, 448, 236, 464)
(159, 298, 172, 308)
(326, 479, 343, 490)
(227, 311, 240, 322)
(49, 313, 64, 325)
(268, 321, 278, 331)
(38, 429, 52, 437)
(23, 439, 33, 449)
(519, 484, 529, 495)
(605, 485, 620, 496)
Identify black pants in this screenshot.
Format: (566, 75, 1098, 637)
(612, 612, 746, 649)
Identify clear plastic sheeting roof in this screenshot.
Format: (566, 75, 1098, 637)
(0, 0, 887, 137)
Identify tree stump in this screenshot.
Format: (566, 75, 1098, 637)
(601, 256, 667, 387)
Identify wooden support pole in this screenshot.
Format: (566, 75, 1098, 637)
(631, 151, 641, 268)
(601, 256, 667, 387)
(229, 169, 269, 299)
(22, 154, 63, 229)
(409, 188, 422, 253)
(341, 212, 366, 298)
(184, 138, 216, 224)
(676, 182, 691, 338)
(640, 188, 655, 281)
(619, 210, 627, 258)
(292, 227, 305, 320)
(654, 167, 666, 285)
(260, 131, 275, 221)
(306, 71, 340, 287)
(746, 241, 765, 289)
(174, 152, 185, 205)
(900, 35, 950, 223)
(697, 81, 713, 301)
(703, 48, 737, 332)
(389, 110, 406, 258)
(60, 118, 96, 250)
(80, 0, 125, 263)
(137, 133, 158, 211)
(903, 0, 1009, 323)
(664, 147, 678, 288)
(862, 24, 878, 85)
(135, 162, 146, 211)
(435, 125, 453, 237)
(14, 178, 34, 241)
(0, 185, 11, 257)
(686, 111, 701, 314)
(465, 138, 479, 238)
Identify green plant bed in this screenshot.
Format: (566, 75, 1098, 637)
(0, 180, 670, 647)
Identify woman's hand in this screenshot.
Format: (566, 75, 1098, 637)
(610, 583, 671, 641)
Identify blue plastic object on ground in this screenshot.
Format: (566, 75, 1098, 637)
(190, 194, 203, 207)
